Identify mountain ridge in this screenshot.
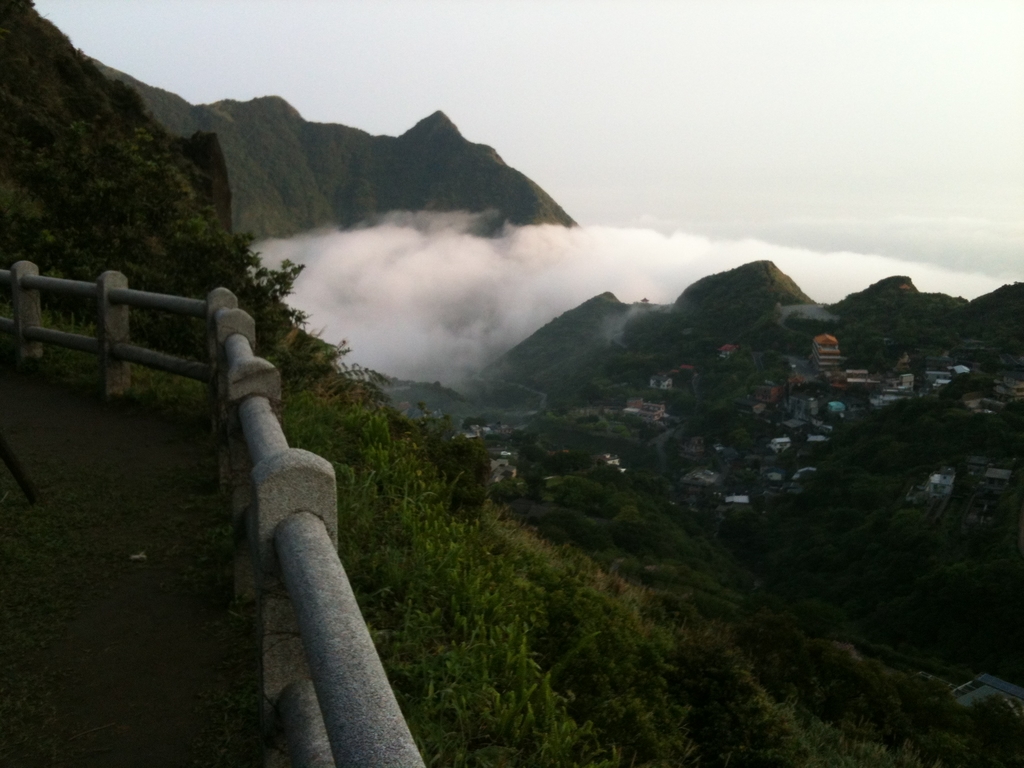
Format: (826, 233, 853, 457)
(93, 61, 576, 238)
(488, 260, 1024, 403)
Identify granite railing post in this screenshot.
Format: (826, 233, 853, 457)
(206, 286, 238, 434)
(249, 445, 338, 763)
(214, 307, 270, 600)
(10, 261, 42, 365)
(96, 271, 131, 398)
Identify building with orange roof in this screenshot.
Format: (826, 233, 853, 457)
(812, 334, 843, 371)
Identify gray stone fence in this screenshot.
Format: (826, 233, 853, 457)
(0, 261, 425, 768)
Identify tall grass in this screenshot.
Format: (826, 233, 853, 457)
(286, 392, 623, 766)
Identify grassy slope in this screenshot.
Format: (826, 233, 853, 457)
(281, 389, 1024, 768)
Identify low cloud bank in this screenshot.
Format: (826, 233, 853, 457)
(256, 212, 1014, 384)
(630, 214, 1024, 282)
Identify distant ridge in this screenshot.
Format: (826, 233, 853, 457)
(93, 62, 576, 238)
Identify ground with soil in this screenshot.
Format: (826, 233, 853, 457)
(0, 368, 259, 767)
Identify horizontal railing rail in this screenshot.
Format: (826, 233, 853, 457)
(0, 261, 221, 395)
(108, 287, 208, 318)
(2, 260, 424, 767)
(24, 325, 100, 355)
(21, 273, 97, 298)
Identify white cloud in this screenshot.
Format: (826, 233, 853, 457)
(256, 213, 1013, 384)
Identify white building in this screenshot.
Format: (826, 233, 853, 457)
(926, 467, 956, 497)
(649, 374, 673, 390)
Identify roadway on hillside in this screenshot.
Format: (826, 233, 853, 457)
(0, 370, 254, 767)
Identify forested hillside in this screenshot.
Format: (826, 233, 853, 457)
(94, 62, 576, 238)
(484, 291, 636, 397)
(725, 396, 1024, 680)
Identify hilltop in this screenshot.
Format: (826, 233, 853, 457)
(675, 259, 813, 333)
(93, 62, 576, 238)
(488, 261, 813, 403)
(481, 261, 1024, 410)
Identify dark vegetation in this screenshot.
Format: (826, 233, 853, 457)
(737, 398, 1024, 680)
(0, 1, 312, 367)
(514, 454, 750, 616)
(829, 276, 968, 369)
(94, 62, 576, 238)
(6, 2, 1024, 764)
(485, 261, 814, 406)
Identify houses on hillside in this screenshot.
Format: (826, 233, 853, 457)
(926, 467, 956, 498)
(624, 398, 667, 422)
(953, 674, 1024, 707)
(996, 370, 1024, 402)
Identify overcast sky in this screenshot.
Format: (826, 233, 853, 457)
(35, 1, 1024, 275)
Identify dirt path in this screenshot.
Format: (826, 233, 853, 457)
(0, 370, 253, 767)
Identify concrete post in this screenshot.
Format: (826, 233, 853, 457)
(96, 271, 131, 398)
(228, 404, 257, 602)
(215, 307, 259, 486)
(215, 309, 278, 601)
(10, 261, 42, 365)
(206, 286, 238, 434)
(249, 448, 338, 753)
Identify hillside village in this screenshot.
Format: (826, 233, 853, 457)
(456, 315, 1023, 526)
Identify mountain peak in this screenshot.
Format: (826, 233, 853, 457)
(400, 110, 464, 143)
(676, 260, 812, 309)
(100, 59, 577, 234)
(863, 275, 919, 295)
(673, 260, 812, 336)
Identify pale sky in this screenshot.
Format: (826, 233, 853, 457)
(34, 0, 1024, 277)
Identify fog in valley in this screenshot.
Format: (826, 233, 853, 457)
(258, 212, 1016, 385)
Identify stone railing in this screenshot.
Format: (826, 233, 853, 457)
(0, 261, 424, 768)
